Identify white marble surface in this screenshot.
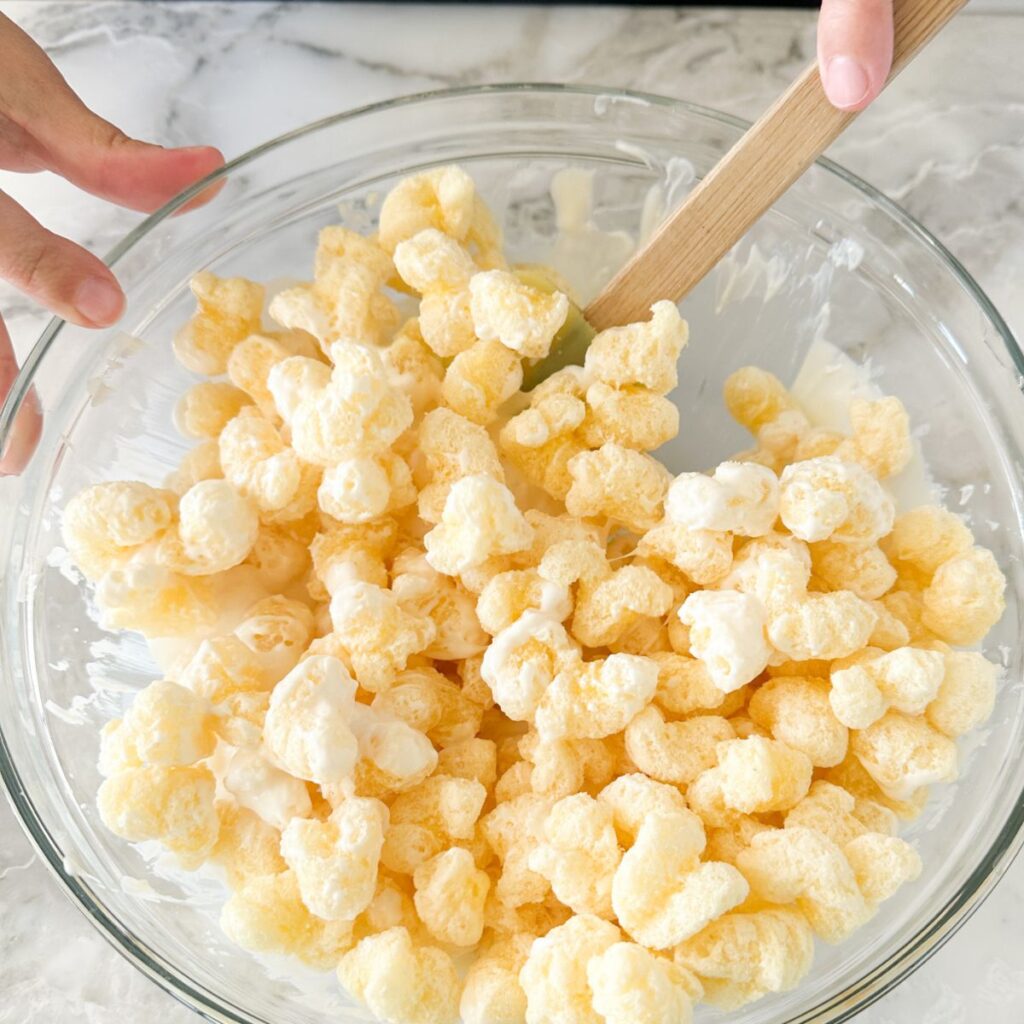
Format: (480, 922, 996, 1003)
(1, 2, 1023, 1022)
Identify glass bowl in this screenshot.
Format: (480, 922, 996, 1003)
(2, 85, 1023, 1024)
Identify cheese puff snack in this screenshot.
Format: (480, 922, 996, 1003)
(68, 167, 1008, 1024)
(172, 272, 264, 376)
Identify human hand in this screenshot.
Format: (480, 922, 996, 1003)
(0, 12, 224, 474)
(818, 0, 895, 112)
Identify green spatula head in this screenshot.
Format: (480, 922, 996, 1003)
(514, 264, 597, 392)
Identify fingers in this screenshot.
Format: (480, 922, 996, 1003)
(0, 316, 42, 475)
(0, 14, 228, 478)
(0, 13, 225, 212)
(0, 191, 125, 328)
(818, 0, 895, 112)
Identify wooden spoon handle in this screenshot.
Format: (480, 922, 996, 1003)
(584, 0, 968, 331)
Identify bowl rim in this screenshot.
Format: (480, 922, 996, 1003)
(2, 81, 1023, 1024)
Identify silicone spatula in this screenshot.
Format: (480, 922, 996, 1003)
(522, 0, 967, 391)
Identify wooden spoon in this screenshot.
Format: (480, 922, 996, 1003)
(523, 0, 967, 390)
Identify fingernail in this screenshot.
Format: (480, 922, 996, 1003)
(823, 56, 870, 109)
(74, 277, 124, 326)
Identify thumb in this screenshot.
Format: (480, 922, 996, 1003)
(817, 0, 895, 112)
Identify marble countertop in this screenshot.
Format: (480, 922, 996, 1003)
(1, 2, 1023, 1022)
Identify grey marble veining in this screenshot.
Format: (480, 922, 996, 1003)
(0, 2, 1023, 1022)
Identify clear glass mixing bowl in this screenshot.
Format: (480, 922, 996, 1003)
(1, 85, 1023, 1024)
